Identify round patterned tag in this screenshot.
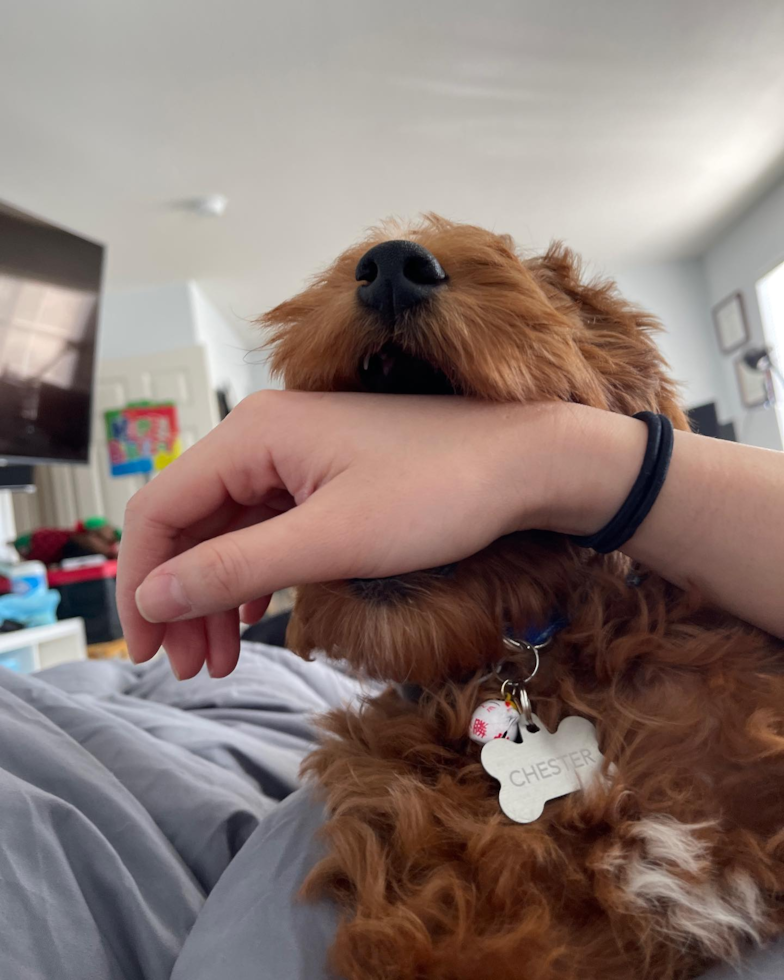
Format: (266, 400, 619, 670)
(468, 698, 520, 745)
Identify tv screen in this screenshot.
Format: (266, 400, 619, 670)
(0, 201, 104, 463)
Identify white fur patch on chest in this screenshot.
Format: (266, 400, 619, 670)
(602, 816, 765, 960)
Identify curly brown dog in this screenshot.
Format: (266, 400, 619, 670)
(260, 215, 784, 980)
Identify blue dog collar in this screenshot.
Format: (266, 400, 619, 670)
(505, 614, 568, 650)
(396, 614, 568, 705)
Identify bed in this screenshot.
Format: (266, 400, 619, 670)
(0, 642, 779, 979)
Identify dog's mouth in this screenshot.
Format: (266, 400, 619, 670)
(357, 343, 458, 396)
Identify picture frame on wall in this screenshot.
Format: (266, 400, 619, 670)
(712, 292, 749, 353)
(734, 354, 773, 409)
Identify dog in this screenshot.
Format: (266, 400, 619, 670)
(260, 215, 784, 980)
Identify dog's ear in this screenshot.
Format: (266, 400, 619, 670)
(530, 244, 689, 429)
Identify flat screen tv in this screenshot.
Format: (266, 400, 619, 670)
(0, 201, 104, 464)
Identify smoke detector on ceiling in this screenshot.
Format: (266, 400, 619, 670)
(188, 194, 229, 217)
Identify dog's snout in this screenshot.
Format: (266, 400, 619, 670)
(355, 240, 447, 321)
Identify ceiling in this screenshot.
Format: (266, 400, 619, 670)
(1, 0, 784, 337)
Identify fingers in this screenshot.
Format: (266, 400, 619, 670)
(205, 609, 241, 678)
(240, 595, 272, 625)
(117, 398, 280, 664)
(162, 617, 208, 681)
(117, 516, 174, 664)
(134, 479, 364, 623)
(153, 611, 240, 681)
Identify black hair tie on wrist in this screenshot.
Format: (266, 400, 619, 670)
(570, 411, 675, 554)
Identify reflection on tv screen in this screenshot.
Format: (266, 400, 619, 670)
(0, 202, 103, 463)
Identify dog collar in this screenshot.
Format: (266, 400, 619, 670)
(397, 613, 567, 705)
(504, 614, 568, 652)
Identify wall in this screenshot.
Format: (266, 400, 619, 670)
(613, 260, 731, 417)
(248, 356, 279, 393)
(98, 282, 195, 360)
(610, 173, 784, 452)
(700, 175, 784, 450)
(189, 284, 256, 408)
(757, 261, 784, 436)
(100, 280, 272, 410)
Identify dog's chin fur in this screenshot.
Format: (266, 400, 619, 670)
(260, 215, 784, 980)
(290, 533, 617, 687)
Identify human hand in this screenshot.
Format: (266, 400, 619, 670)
(117, 391, 638, 679)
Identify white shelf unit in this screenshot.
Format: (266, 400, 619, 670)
(0, 618, 87, 672)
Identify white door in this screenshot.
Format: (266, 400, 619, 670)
(31, 344, 219, 529)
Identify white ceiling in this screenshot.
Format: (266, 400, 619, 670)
(1, 0, 784, 336)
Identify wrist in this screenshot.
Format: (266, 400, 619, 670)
(508, 402, 648, 537)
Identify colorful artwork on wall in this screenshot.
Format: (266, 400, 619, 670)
(105, 402, 181, 477)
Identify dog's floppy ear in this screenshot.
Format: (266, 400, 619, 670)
(530, 243, 656, 341)
(530, 244, 689, 429)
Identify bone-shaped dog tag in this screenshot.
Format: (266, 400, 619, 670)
(481, 714, 605, 824)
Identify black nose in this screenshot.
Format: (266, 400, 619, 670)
(355, 240, 447, 321)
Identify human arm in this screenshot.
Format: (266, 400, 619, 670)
(554, 405, 784, 641)
(117, 392, 784, 680)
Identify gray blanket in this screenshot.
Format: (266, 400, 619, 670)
(0, 643, 360, 980)
(0, 643, 779, 979)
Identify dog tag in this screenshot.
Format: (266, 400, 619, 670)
(481, 714, 605, 824)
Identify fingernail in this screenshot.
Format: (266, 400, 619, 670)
(136, 573, 191, 623)
(170, 661, 181, 681)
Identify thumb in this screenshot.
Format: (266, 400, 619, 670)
(134, 485, 368, 622)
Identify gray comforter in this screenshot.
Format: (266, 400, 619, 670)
(0, 643, 357, 980)
(0, 643, 779, 979)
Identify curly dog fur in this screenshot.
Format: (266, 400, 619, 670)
(260, 215, 784, 979)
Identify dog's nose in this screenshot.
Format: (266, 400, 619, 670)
(355, 240, 447, 320)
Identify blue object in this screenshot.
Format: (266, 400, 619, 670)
(521, 615, 569, 647)
(12, 569, 48, 597)
(0, 588, 61, 628)
(508, 577, 641, 649)
(0, 646, 36, 673)
(110, 458, 153, 476)
(506, 614, 569, 649)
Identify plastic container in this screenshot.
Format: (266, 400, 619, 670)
(49, 559, 121, 645)
(8, 561, 48, 598)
